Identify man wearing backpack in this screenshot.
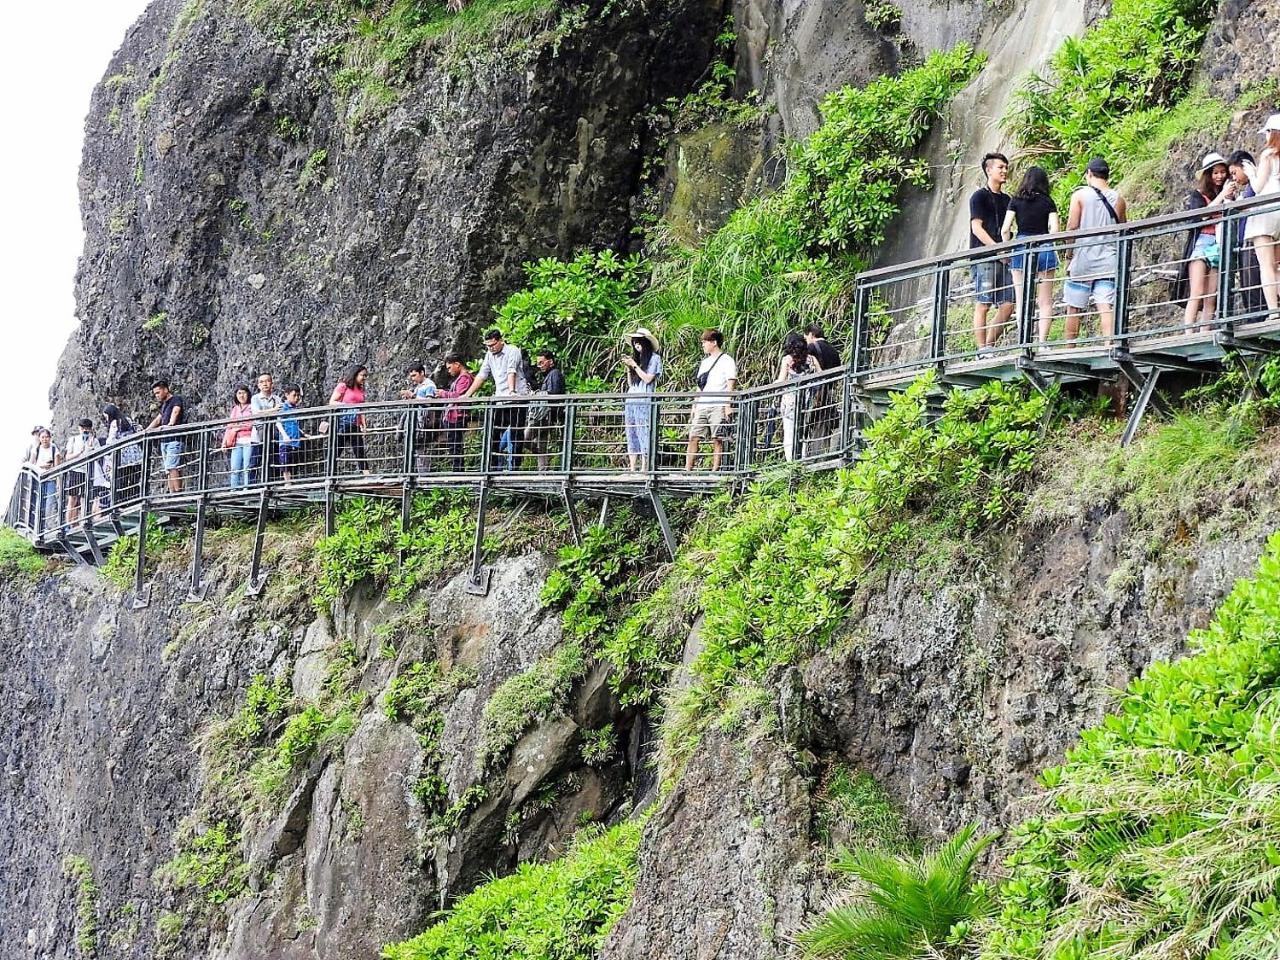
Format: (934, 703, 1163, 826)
(1064, 157, 1128, 341)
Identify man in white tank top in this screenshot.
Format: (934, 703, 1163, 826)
(1064, 157, 1127, 341)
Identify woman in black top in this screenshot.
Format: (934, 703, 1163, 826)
(1176, 152, 1234, 332)
(1001, 166, 1061, 342)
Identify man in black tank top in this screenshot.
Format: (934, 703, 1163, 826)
(969, 152, 1015, 353)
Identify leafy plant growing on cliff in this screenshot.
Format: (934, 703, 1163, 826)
(382, 819, 643, 960)
(62, 855, 99, 956)
(801, 824, 996, 960)
(158, 821, 248, 906)
(0, 527, 45, 580)
(1003, 0, 1215, 205)
(979, 531, 1280, 958)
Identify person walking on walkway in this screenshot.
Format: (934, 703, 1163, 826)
(464, 329, 529, 471)
(1001, 165, 1060, 342)
(1242, 115, 1280, 314)
(776, 332, 819, 462)
(436, 354, 475, 472)
(524, 349, 565, 471)
(146, 380, 186, 493)
(330, 364, 370, 475)
(685, 329, 737, 472)
(224, 385, 256, 489)
(622, 328, 662, 472)
(1228, 150, 1267, 320)
(970, 152, 1015, 354)
(1177, 152, 1234, 332)
(1064, 157, 1127, 341)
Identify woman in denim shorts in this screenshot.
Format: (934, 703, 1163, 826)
(1177, 152, 1234, 332)
(1001, 167, 1061, 342)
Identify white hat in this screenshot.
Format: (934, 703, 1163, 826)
(1197, 151, 1229, 173)
(1260, 114, 1280, 134)
(627, 327, 660, 352)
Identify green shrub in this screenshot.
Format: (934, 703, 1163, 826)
(494, 249, 648, 390)
(579, 724, 617, 766)
(814, 768, 917, 852)
(801, 824, 995, 959)
(159, 821, 248, 906)
(231, 673, 291, 743)
(980, 531, 1280, 958)
(382, 819, 643, 960)
(102, 519, 182, 591)
(785, 43, 985, 256)
(1003, 0, 1215, 207)
(0, 528, 45, 581)
(477, 641, 588, 770)
(62, 855, 98, 955)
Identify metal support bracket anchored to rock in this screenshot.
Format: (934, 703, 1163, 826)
(465, 482, 492, 596)
(561, 481, 582, 547)
(185, 496, 209, 603)
(131, 508, 151, 610)
(648, 485, 677, 560)
(246, 489, 270, 598)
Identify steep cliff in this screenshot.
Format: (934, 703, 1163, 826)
(56, 0, 722, 432)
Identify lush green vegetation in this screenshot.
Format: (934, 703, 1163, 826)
(803, 825, 995, 960)
(644, 375, 1051, 776)
(382, 819, 643, 960)
(101, 519, 183, 591)
(814, 767, 917, 852)
(1003, 0, 1215, 207)
(477, 640, 588, 770)
(62, 855, 99, 955)
(157, 821, 249, 906)
(979, 531, 1280, 958)
(494, 250, 648, 391)
(0, 527, 45, 581)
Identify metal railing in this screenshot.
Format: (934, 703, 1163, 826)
(4, 365, 855, 549)
(852, 189, 1280, 380)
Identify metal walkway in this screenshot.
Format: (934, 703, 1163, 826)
(10, 192, 1280, 600)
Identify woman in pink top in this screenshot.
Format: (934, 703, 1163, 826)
(435, 353, 475, 471)
(329, 364, 370, 474)
(224, 384, 255, 488)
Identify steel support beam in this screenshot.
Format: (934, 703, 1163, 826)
(58, 536, 90, 567)
(186, 498, 209, 602)
(246, 489, 270, 598)
(648, 486, 678, 560)
(132, 509, 151, 610)
(1117, 363, 1167, 447)
(562, 481, 582, 547)
(82, 522, 105, 567)
(465, 482, 492, 596)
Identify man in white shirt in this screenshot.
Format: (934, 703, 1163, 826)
(250, 373, 282, 483)
(464, 328, 530, 469)
(685, 328, 738, 471)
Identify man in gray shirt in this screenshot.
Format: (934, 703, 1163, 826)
(250, 372, 283, 483)
(1064, 157, 1128, 341)
(464, 328, 529, 469)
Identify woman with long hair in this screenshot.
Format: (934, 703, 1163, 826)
(224, 384, 255, 488)
(1243, 116, 1280, 313)
(329, 363, 370, 475)
(102, 403, 143, 503)
(775, 332, 819, 462)
(1001, 165, 1060, 342)
(622, 329, 662, 472)
(1178, 152, 1234, 332)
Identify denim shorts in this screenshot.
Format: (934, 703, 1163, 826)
(972, 260, 1014, 305)
(1064, 278, 1117, 309)
(1009, 248, 1059, 274)
(1191, 233, 1221, 268)
(161, 440, 184, 471)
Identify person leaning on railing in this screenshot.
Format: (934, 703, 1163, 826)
(685, 328, 737, 472)
(463, 328, 529, 472)
(435, 353, 475, 472)
(1177, 152, 1234, 334)
(146, 380, 186, 494)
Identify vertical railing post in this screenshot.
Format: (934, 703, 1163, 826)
(325, 411, 339, 477)
(402, 407, 418, 477)
(1218, 206, 1237, 332)
(930, 266, 950, 362)
(647, 396, 661, 477)
(259, 414, 274, 487)
(196, 428, 210, 496)
(478, 403, 494, 476)
(1018, 248, 1038, 350)
(561, 400, 576, 475)
(1113, 226, 1132, 346)
(736, 395, 754, 475)
(131, 509, 150, 609)
(851, 283, 870, 375)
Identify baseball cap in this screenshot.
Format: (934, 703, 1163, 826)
(1085, 157, 1110, 177)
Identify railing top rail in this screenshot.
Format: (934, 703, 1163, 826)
(855, 190, 1280, 283)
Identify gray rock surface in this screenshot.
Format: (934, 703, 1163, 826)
(54, 0, 722, 434)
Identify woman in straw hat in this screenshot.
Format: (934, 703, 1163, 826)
(1178, 151, 1234, 332)
(622, 328, 662, 472)
(1242, 115, 1280, 313)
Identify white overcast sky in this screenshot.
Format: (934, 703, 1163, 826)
(0, 1, 147, 492)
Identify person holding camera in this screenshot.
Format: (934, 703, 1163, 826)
(622, 328, 662, 472)
(685, 328, 737, 472)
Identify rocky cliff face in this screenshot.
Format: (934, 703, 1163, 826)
(55, 0, 722, 433)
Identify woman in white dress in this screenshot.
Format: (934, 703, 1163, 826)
(775, 333, 819, 462)
(1242, 115, 1280, 313)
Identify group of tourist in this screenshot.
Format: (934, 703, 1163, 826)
(18, 324, 845, 519)
(967, 114, 1280, 350)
